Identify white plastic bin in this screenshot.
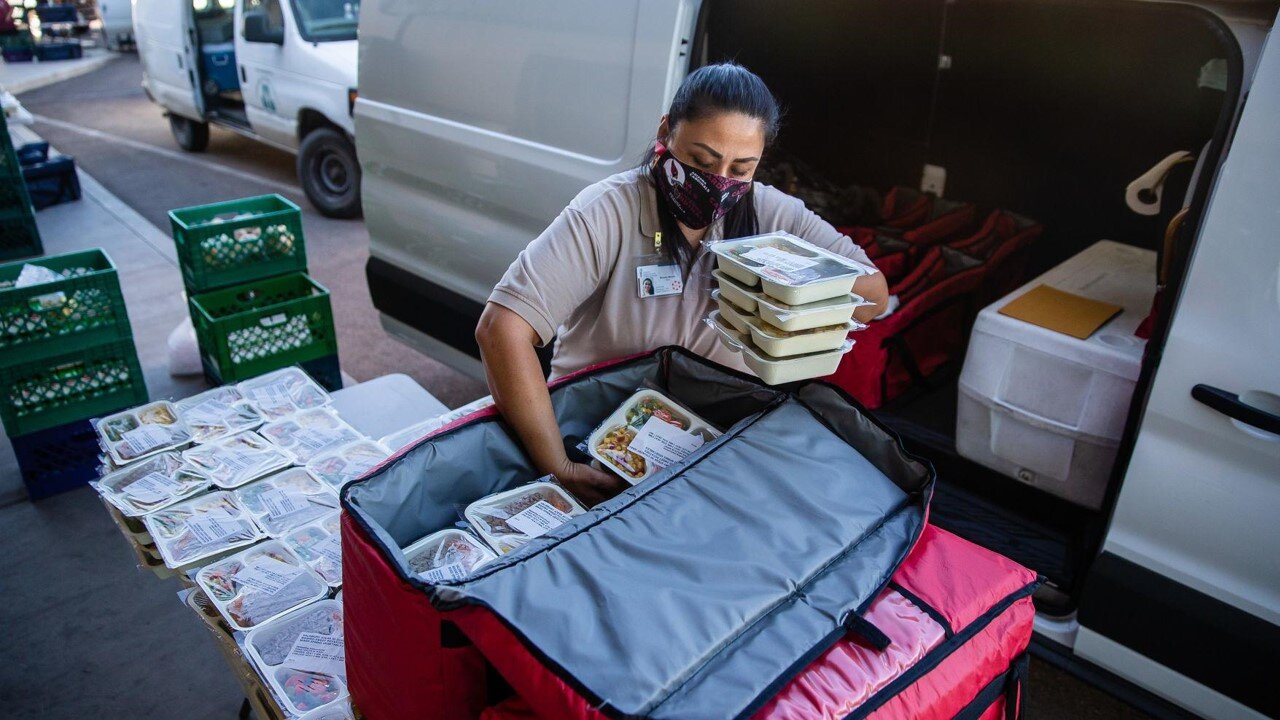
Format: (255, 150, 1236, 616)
(955, 241, 1155, 509)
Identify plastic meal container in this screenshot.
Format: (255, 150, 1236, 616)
(245, 599, 349, 717)
(708, 311, 854, 386)
(95, 450, 211, 517)
(143, 490, 266, 569)
(587, 389, 721, 484)
(235, 468, 340, 538)
(96, 401, 192, 465)
(755, 291, 870, 333)
(237, 367, 332, 421)
(296, 699, 354, 720)
(282, 512, 343, 587)
(305, 440, 390, 491)
(742, 313, 857, 358)
(710, 232, 877, 305)
(710, 269, 759, 313)
(183, 430, 294, 490)
(259, 408, 364, 465)
(196, 539, 329, 632)
(464, 483, 587, 555)
(175, 386, 265, 444)
(402, 528, 497, 583)
(712, 290, 753, 334)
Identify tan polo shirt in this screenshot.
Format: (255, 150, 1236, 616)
(488, 167, 875, 379)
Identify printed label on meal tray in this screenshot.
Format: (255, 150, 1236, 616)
(235, 555, 305, 595)
(314, 533, 342, 565)
(285, 632, 346, 676)
(120, 424, 172, 454)
(186, 515, 241, 545)
(506, 500, 573, 539)
(629, 416, 704, 468)
(742, 246, 820, 275)
(247, 384, 292, 411)
(218, 448, 260, 473)
(259, 488, 306, 520)
(124, 472, 181, 503)
(294, 428, 342, 453)
(421, 561, 469, 583)
(184, 399, 229, 425)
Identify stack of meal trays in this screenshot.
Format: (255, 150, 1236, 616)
(708, 232, 875, 385)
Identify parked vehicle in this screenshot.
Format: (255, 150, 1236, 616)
(133, 0, 361, 217)
(97, 0, 134, 51)
(356, 2, 1279, 719)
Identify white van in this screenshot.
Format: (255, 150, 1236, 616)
(97, 0, 134, 51)
(134, 0, 361, 217)
(356, 2, 1279, 718)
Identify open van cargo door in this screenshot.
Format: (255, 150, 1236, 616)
(135, 0, 204, 120)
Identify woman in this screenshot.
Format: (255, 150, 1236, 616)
(476, 63, 889, 505)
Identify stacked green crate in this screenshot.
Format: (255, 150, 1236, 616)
(0, 111, 43, 261)
(170, 194, 340, 389)
(0, 249, 148, 497)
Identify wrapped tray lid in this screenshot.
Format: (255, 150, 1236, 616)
(96, 401, 192, 465)
(282, 512, 343, 587)
(464, 482, 586, 555)
(260, 408, 364, 465)
(587, 389, 721, 484)
(143, 490, 265, 568)
(245, 599, 349, 716)
(306, 439, 390, 491)
(175, 386, 265, 444)
(196, 539, 328, 632)
(403, 528, 497, 583)
(183, 430, 294, 490)
(238, 367, 332, 421)
(710, 232, 877, 305)
(94, 450, 211, 517)
(236, 468, 340, 537)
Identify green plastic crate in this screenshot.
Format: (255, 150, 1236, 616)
(189, 272, 337, 384)
(169, 194, 307, 293)
(0, 211, 43, 262)
(0, 249, 131, 365)
(0, 339, 148, 437)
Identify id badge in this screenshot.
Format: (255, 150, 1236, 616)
(636, 262, 683, 298)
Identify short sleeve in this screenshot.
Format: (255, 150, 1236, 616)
(756, 185, 875, 268)
(488, 207, 611, 346)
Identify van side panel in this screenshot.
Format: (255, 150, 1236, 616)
(135, 0, 202, 119)
(357, 0, 694, 310)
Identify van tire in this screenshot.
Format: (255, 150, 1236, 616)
(298, 127, 362, 218)
(169, 115, 209, 152)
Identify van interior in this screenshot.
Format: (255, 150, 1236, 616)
(192, 0, 247, 127)
(697, 0, 1246, 614)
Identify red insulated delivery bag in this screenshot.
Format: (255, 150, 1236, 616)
(341, 348, 1039, 719)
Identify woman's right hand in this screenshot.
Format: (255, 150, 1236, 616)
(555, 459, 629, 508)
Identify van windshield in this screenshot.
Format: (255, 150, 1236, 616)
(291, 0, 358, 42)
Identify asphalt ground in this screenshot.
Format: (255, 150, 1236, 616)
(3, 55, 1154, 719)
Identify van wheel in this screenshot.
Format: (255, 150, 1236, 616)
(298, 127, 362, 218)
(169, 115, 209, 152)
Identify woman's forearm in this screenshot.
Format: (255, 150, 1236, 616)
(852, 271, 890, 323)
(475, 303, 568, 476)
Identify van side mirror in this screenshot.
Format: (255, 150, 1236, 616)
(243, 11, 284, 45)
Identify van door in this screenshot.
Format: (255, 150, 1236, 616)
(135, 0, 203, 119)
(235, 0, 297, 147)
(1074, 27, 1280, 720)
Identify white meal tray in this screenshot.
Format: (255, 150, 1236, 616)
(237, 367, 333, 421)
(741, 313, 857, 358)
(175, 386, 265, 444)
(94, 450, 211, 517)
(586, 388, 721, 484)
(709, 232, 877, 305)
(195, 539, 329, 632)
(183, 430, 295, 490)
(463, 482, 587, 554)
(143, 490, 266, 569)
(235, 468, 341, 538)
(244, 598, 350, 717)
(96, 401, 192, 465)
(402, 528, 497, 583)
(708, 311, 854, 386)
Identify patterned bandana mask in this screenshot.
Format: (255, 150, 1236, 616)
(650, 143, 752, 230)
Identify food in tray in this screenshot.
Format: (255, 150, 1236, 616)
(95, 451, 211, 516)
(196, 540, 328, 631)
(464, 483, 587, 555)
(182, 431, 293, 490)
(587, 390, 720, 484)
(283, 515, 342, 586)
(305, 440, 389, 490)
(595, 425, 646, 479)
(719, 235, 860, 284)
(235, 468, 339, 537)
(143, 491, 263, 567)
(403, 528, 496, 582)
(176, 386, 264, 444)
(244, 599, 348, 715)
(278, 669, 342, 713)
(97, 401, 192, 464)
(237, 368, 331, 420)
(260, 408, 364, 464)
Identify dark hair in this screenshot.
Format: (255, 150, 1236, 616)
(645, 62, 782, 269)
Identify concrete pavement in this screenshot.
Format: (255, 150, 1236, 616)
(0, 47, 116, 95)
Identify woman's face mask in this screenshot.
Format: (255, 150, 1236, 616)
(651, 143, 752, 230)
